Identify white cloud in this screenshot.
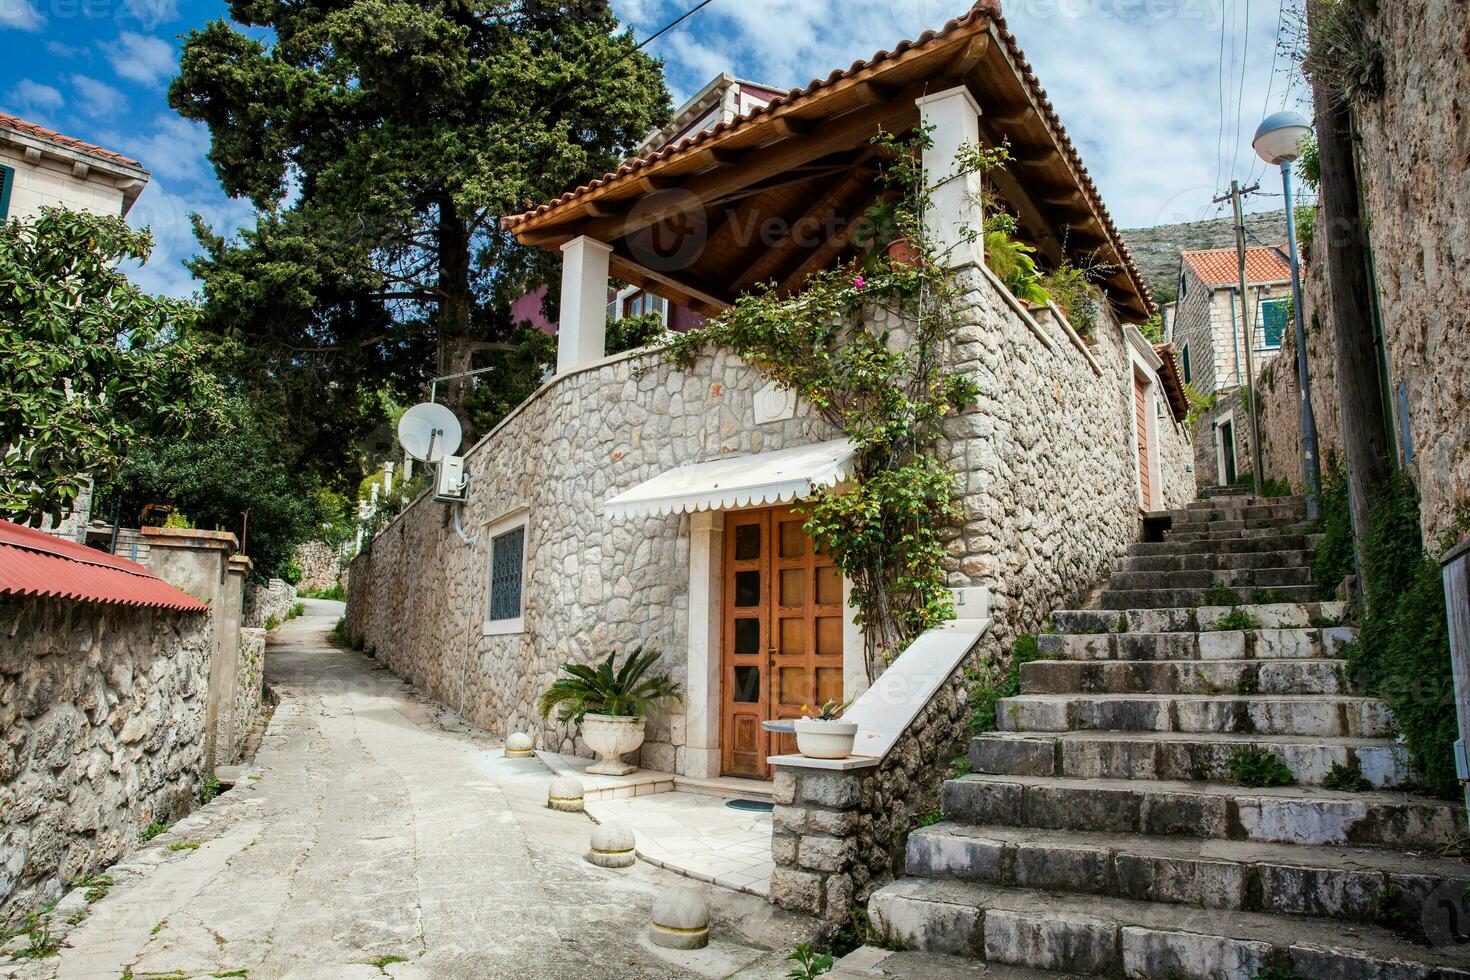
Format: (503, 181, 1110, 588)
(105, 30, 177, 86)
(615, 0, 1298, 227)
(0, 0, 45, 32)
(97, 114, 209, 181)
(71, 75, 127, 118)
(122, 178, 255, 299)
(9, 79, 64, 119)
(119, 0, 180, 30)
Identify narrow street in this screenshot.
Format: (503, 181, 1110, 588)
(41, 601, 802, 980)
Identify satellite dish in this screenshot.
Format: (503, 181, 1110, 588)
(397, 402, 462, 463)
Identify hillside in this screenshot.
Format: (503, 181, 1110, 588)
(1121, 210, 1289, 303)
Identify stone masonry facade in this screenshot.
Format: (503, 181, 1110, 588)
(346, 268, 1194, 772)
(0, 594, 212, 924)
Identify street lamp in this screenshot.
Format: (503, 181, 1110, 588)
(1253, 110, 1322, 519)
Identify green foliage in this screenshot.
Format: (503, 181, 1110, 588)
(300, 584, 348, 601)
(169, 842, 201, 852)
(830, 906, 910, 956)
(984, 228, 1049, 306)
(536, 647, 683, 723)
(162, 511, 195, 530)
(0, 209, 221, 527)
(785, 943, 834, 980)
(280, 559, 303, 586)
(1295, 204, 1316, 259)
(606, 311, 667, 356)
(1211, 608, 1263, 632)
(964, 635, 1042, 735)
(171, 0, 671, 436)
(5, 914, 60, 959)
(198, 776, 223, 805)
(97, 394, 340, 578)
(1227, 747, 1295, 788)
(76, 874, 113, 903)
(1323, 761, 1371, 792)
(1302, 0, 1385, 105)
(139, 822, 171, 842)
(803, 697, 855, 721)
(287, 602, 306, 621)
(1296, 133, 1320, 191)
(1311, 461, 1355, 600)
(1260, 476, 1294, 498)
(1183, 381, 1218, 434)
(1349, 472, 1459, 798)
(1136, 312, 1165, 345)
(1204, 581, 1240, 606)
(1040, 263, 1104, 339)
(659, 128, 989, 672)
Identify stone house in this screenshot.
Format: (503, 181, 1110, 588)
(346, 3, 1194, 786)
(1166, 243, 1293, 486)
(1, 111, 152, 543)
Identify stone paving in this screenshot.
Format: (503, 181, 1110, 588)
(10, 600, 812, 980)
(586, 793, 774, 898)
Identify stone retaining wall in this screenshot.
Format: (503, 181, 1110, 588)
(346, 268, 1193, 769)
(0, 594, 212, 925)
(242, 579, 296, 630)
(769, 666, 969, 927)
(293, 540, 343, 594)
(232, 628, 266, 763)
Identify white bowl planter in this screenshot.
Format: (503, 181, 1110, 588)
(581, 713, 646, 775)
(794, 718, 859, 760)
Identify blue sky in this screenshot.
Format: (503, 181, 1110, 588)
(1, 0, 1306, 299)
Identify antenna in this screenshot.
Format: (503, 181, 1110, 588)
(397, 402, 462, 463)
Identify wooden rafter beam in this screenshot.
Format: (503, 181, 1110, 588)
(945, 34, 990, 77)
(608, 251, 730, 314)
(730, 169, 874, 294)
(776, 205, 868, 295)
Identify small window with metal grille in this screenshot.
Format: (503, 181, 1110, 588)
(484, 511, 529, 634)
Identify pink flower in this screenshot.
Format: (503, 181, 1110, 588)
(853, 276, 866, 291)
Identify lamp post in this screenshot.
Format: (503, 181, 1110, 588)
(1253, 111, 1322, 519)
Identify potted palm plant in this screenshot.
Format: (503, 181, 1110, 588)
(537, 647, 683, 775)
(794, 697, 859, 760)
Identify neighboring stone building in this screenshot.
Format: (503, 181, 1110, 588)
(1167, 243, 1294, 486)
(347, 4, 1194, 788)
(1, 111, 151, 544)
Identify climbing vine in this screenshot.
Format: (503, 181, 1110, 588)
(658, 129, 1008, 677)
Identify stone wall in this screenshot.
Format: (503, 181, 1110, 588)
(242, 578, 296, 630)
(346, 268, 1193, 769)
(769, 666, 969, 926)
(232, 628, 266, 763)
(0, 595, 212, 925)
(293, 540, 344, 594)
(1354, 0, 1470, 548)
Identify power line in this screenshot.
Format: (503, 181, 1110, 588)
(546, 0, 721, 113)
(1228, 0, 1252, 188)
(1247, 0, 1286, 186)
(1212, 0, 1231, 198)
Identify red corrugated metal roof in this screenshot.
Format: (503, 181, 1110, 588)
(0, 520, 207, 612)
(1181, 245, 1291, 288)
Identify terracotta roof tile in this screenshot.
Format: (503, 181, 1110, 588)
(0, 111, 143, 168)
(0, 520, 206, 612)
(1181, 244, 1291, 288)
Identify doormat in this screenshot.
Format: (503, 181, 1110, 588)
(726, 798, 774, 813)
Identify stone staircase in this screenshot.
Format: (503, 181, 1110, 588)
(836, 491, 1470, 979)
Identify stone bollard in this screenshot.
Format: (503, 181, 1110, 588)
(649, 887, 710, 950)
(587, 821, 635, 868)
(547, 775, 585, 812)
(505, 732, 534, 758)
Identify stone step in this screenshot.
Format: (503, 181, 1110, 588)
(904, 822, 1470, 928)
(1098, 583, 1319, 610)
(995, 692, 1393, 737)
(1052, 601, 1347, 634)
(1201, 484, 1254, 497)
(1164, 520, 1319, 541)
(829, 946, 1088, 979)
(968, 730, 1413, 787)
(1185, 493, 1307, 511)
(940, 774, 1461, 849)
(1106, 565, 1313, 591)
(1175, 501, 1308, 523)
(1038, 626, 1354, 662)
(869, 877, 1470, 977)
(1128, 532, 1323, 557)
(1119, 548, 1313, 572)
(1019, 658, 1349, 696)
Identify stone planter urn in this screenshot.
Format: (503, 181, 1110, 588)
(581, 714, 645, 775)
(793, 718, 859, 760)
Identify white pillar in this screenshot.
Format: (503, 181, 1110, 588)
(557, 236, 613, 375)
(916, 85, 984, 269)
(842, 578, 869, 700)
(684, 511, 723, 779)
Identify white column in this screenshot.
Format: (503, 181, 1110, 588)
(683, 511, 723, 778)
(916, 85, 984, 269)
(557, 235, 613, 375)
(842, 577, 869, 700)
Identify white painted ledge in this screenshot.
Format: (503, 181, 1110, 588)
(770, 600, 992, 773)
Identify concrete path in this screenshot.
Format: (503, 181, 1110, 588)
(37, 600, 808, 980)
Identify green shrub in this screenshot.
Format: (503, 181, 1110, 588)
(281, 558, 303, 585)
(1260, 476, 1294, 498)
(1204, 581, 1240, 606)
(965, 634, 1041, 735)
(1350, 472, 1458, 798)
(1210, 608, 1261, 632)
(287, 601, 305, 621)
(1311, 463, 1355, 600)
(1323, 761, 1371, 792)
(785, 942, 834, 980)
(1227, 747, 1294, 788)
(301, 583, 347, 601)
(139, 821, 171, 842)
(198, 776, 222, 804)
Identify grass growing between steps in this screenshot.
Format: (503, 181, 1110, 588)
(1324, 471, 1462, 799)
(1226, 747, 1294, 788)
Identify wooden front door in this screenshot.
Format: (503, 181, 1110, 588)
(1134, 376, 1152, 508)
(720, 506, 845, 779)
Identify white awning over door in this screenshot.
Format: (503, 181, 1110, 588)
(603, 438, 856, 520)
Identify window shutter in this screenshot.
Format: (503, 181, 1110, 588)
(0, 165, 13, 223)
(1182, 345, 1192, 384)
(1260, 299, 1288, 348)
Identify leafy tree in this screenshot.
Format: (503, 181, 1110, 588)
(170, 0, 671, 436)
(0, 208, 220, 527)
(98, 395, 335, 578)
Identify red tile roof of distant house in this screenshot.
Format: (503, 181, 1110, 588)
(0, 519, 206, 611)
(1181, 244, 1291, 288)
(0, 111, 144, 169)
